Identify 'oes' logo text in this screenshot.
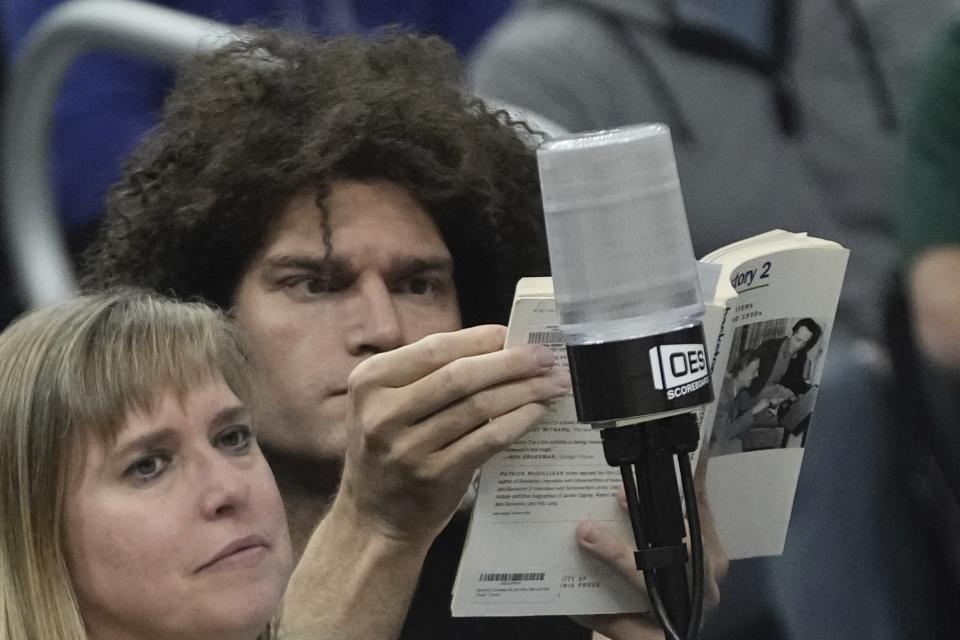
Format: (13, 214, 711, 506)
(648, 344, 709, 391)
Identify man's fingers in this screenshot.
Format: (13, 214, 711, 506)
(418, 369, 570, 448)
(350, 325, 508, 389)
(571, 614, 664, 640)
(391, 342, 561, 423)
(576, 520, 645, 591)
(440, 400, 553, 471)
(407, 344, 555, 418)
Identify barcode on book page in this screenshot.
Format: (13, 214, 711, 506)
(479, 572, 546, 582)
(527, 331, 564, 345)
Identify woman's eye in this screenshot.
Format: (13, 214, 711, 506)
(217, 425, 253, 453)
(125, 454, 171, 483)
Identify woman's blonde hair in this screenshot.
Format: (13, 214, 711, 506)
(0, 289, 250, 639)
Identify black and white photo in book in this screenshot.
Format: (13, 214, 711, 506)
(709, 316, 828, 456)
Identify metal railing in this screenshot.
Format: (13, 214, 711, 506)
(1, 0, 234, 308)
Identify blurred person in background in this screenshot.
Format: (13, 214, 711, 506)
(472, 1, 959, 638)
(471, 0, 954, 347)
(900, 20, 960, 375)
(891, 19, 960, 637)
(0, 0, 511, 251)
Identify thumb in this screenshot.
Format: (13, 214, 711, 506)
(576, 519, 645, 592)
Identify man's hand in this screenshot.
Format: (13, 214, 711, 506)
(338, 324, 571, 542)
(281, 325, 570, 638)
(572, 456, 729, 640)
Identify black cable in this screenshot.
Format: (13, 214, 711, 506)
(635, 457, 690, 631)
(620, 464, 685, 640)
(678, 452, 704, 640)
(619, 452, 706, 640)
(648, 566, 685, 640)
(620, 464, 647, 548)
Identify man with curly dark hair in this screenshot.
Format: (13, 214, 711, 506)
(81, 28, 723, 640)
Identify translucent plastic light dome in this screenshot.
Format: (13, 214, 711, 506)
(537, 123, 704, 344)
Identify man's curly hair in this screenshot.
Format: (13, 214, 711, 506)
(80, 28, 549, 327)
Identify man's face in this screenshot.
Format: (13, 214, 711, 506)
(787, 326, 814, 355)
(233, 180, 462, 461)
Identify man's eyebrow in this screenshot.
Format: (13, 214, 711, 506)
(262, 254, 453, 278)
(389, 257, 455, 279)
(260, 255, 346, 273)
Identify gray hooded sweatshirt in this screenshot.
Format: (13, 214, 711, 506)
(471, 0, 956, 342)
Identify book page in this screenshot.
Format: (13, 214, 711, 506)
(451, 292, 644, 617)
(703, 244, 848, 558)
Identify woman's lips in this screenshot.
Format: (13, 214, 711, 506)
(197, 534, 269, 572)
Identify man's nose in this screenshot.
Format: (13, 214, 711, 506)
(345, 276, 404, 356)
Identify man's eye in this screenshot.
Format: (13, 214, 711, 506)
(217, 425, 253, 453)
(290, 277, 331, 294)
(282, 276, 341, 296)
(125, 454, 171, 483)
(403, 277, 438, 296)
(303, 278, 333, 294)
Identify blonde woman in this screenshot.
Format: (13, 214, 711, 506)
(0, 290, 292, 640)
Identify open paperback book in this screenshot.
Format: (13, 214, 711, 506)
(451, 230, 849, 617)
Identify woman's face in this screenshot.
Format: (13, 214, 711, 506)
(64, 376, 292, 640)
